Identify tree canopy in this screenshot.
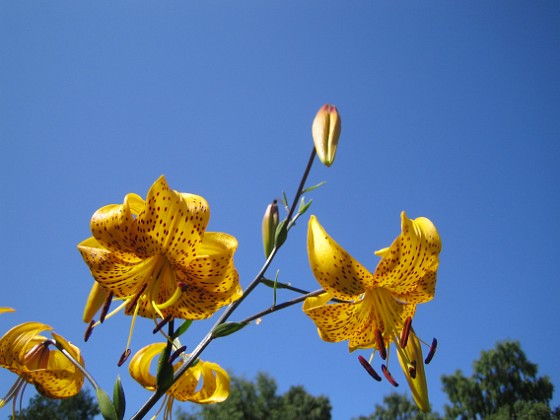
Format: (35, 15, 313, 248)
(10, 389, 100, 420)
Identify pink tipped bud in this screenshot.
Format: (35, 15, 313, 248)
(262, 200, 279, 258)
(358, 355, 382, 382)
(312, 104, 341, 167)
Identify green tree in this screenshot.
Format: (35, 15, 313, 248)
(176, 372, 331, 420)
(353, 392, 441, 420)
(11, 389, 100, 420)
(441, 340, 558, 419)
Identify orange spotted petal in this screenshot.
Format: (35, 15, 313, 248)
(373, 212, 441, 304)
(132, 176, 209, 261)
(0, 322, 51, 368)
(307, 216, 373, 301)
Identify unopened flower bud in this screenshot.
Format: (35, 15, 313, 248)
(312, 104, 341, 167)
(262, 200, 279, 258)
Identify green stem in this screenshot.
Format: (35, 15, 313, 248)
(130, 147, 317, 420)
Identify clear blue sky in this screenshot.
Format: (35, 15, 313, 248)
(1, 1, 559, 419)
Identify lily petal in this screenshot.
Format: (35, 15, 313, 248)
(373, 212, 441, 304)
(396, 328, 430, 412)
(307, 216, 373, 301)
(0, 308, 15, 314)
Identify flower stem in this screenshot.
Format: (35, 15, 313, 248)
(130, 147, 317, 420)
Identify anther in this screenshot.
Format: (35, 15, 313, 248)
(178, 281, 188, 292)
(117, 349, 131, 367)
(408, 360, 417, 379)
(99, 292, 113, 323)
(168, 345, 187, 364)
(125, 283, 147, 313)
(153, 314, 173, 334)
(381, 364, 399, 387)
(374, 329, 387, 360)
(84, 320, 95, 342)
(400, 317, 412, 349)
(357, 356, 381, 382)
(425, 338, 437, 364)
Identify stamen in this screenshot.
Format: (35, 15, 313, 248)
(381, 364, 399, 387)
(425, 338, 437, 364)
(99, 292, 114, 323)
(374, 329, 387, 360)
(153, 314, 173, 334)
(357, 356, 381, 382)
(125, 283, 148, 314)
(168, 345, 187, 364)
(400, 317, 412, 349)
(408, 360, 417, 379)
(84, 320, 95, 342)
(117, 349, 131, 367)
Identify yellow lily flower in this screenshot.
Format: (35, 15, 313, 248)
(303, 212, 440, 410)
(0, 322, 84, 412)
(78, 175, 242, 323)
(129, 343, 230, 419)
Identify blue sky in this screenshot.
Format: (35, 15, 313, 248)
(1, 1, 559, 419)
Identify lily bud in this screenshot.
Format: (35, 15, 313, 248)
(312, 104, 341, 167)
(262, 200, 279, 258)
(396, 328, 430, 412)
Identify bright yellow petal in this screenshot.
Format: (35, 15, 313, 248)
(133, 176, 209, 261)
(396, 328, 430, 412)
(307, 216, 373, 301)
(128, 342, 165, 391)
(0, 308, 15, 314)
(0, 322, 52, 368)
(188, 361, 230, 404)
(82, 282, 109, 323)
(303, 291, 415, 352)
(89, 194, 145, 262)
(373, 212, 441, 304)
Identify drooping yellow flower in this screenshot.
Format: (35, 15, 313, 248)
(78, 176, 242, 323)
(303, 212, 440, 410)
(0, 322, 85, 412)
(129, 342, 229, 419)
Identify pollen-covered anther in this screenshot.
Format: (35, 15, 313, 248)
(84, 320, 95, 342)
(357, 355, 382, 382)
(374, 329, 387, 360)
(152, 314, 173, 334)
(381, 364, 399, 387)
(425, 338, 438, 364)
(400, 316, 412, 349)
(408, 360, 417, 379)
(118, 348, 131, 367)
(168, 345, 187, 364)
(99, 291, 114, 323)
(125, 283, 148, 313)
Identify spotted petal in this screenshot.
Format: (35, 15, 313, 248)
(307, 216, 373, 301)
(373, 212, 441, 304)
(303, 291, 415, 352)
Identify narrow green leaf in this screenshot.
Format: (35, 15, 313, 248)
(298, 198, 313, 216)
(274, 219, 288, 249)
(113, 376, 126, 420)
(172, 320, 193, 339)
(302, 181, 326, 193)
(282, 191, 289, 210)
(96, 388, 118, 420)
(211, 322, 249, 339)
(156, 345, 174, 392)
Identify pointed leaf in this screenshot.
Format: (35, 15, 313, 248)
(298, 198, 313, 216)
(211, 322, 249, 339)
(113, 376, 126, 420)
(172, 320, 193, 340)
(96, 388, 118, 420)
(302, 181, 326, 194)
